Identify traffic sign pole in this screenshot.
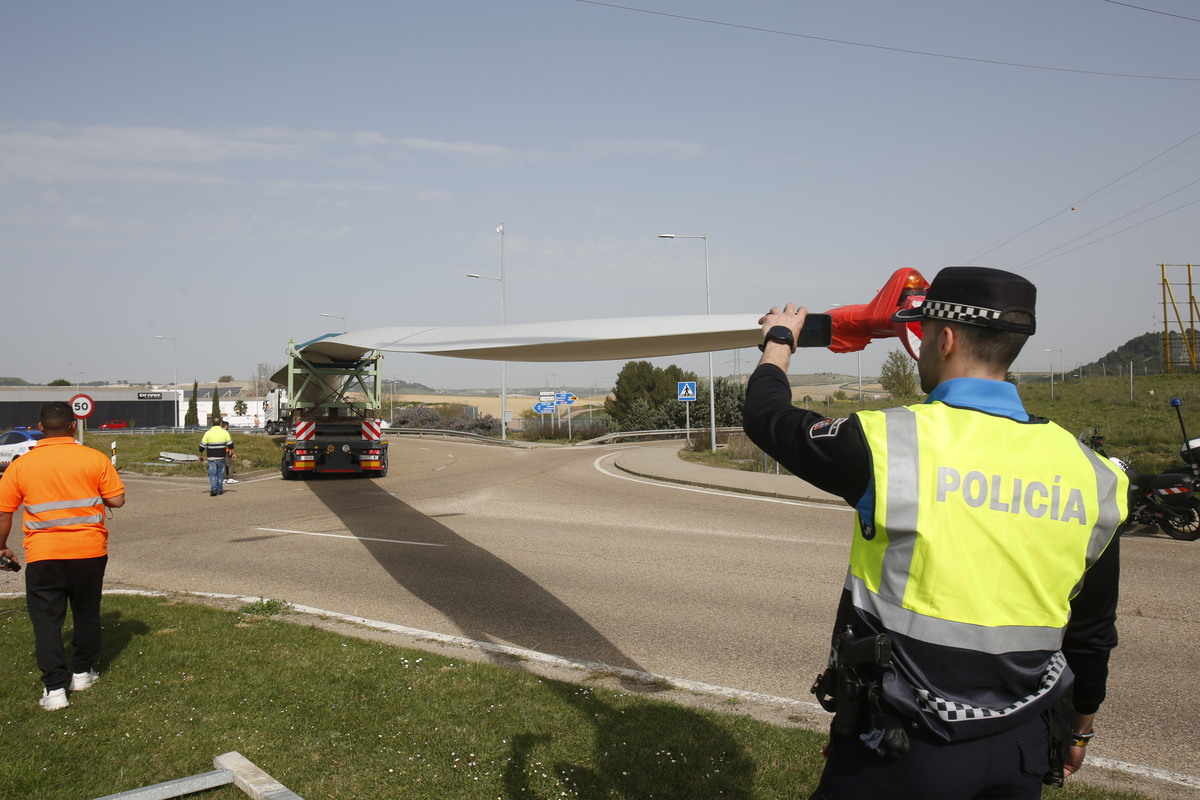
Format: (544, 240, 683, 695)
(70, 393, 95, 444)
(677, 382, 696, 445)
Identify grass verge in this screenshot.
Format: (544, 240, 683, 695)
(81, 432, 283, 478)
(1, 594, 1155, 799)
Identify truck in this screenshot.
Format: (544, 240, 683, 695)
(268, 338, 388, 479)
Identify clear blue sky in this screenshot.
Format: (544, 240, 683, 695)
(4, 1, 1198, 390)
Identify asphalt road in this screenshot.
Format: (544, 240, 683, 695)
(17, 438, 1198, 792)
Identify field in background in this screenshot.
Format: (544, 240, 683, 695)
(393, 393, 610, 419)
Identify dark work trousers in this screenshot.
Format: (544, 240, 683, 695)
(25, 555, 108, 691)
(810, 712, 1049, 800)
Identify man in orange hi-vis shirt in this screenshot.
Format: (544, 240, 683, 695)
(0, 401, 125, 711)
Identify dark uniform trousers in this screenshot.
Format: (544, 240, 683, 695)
(26, 555, 108, 691)
(810, 712, 1049, 800)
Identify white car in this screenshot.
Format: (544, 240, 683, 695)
(0, 429, 43, 472)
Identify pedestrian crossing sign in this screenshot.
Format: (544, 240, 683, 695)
(677, 381, 697, 402)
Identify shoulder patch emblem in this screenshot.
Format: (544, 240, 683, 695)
(809, 417, 848, 439)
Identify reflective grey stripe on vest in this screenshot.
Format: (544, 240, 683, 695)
(25, 497, 102, 514)
(1079, 440, 1124, 559)
(23, 496, 104, 530)
(846, 572, 1064, 653)
(26, 514, 103, 530)
(877, 407, 920, 603)
(1070, 439, 1125, 597)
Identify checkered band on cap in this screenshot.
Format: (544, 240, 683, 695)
(891, 266, 1037, 333)
(920, 300, 1004, 326)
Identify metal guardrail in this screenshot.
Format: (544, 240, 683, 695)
(92, 427, 207, 436)
(380, 427, 524, 446)
(572, 426, 743, 446)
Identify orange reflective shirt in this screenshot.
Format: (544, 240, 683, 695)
(0, 436, 125, 563)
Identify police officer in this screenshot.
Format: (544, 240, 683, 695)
(743, 267, 1128, 799)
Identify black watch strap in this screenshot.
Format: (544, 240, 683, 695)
(759, 325, 796, 354)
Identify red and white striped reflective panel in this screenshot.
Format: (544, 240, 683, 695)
(362, 420, 381, 440)
(295, 421, 316, 441)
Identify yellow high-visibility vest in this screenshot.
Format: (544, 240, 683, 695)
(852, 402, 1127, 656)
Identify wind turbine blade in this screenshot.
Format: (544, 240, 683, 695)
(300, 314, 763, 363)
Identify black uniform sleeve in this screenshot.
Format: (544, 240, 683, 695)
(1062, 533, 1120, 715)
(742, 363, 871, 505)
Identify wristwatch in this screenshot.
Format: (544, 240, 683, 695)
(759, 325, 797, 354)
(1070, 730, 1095, 747)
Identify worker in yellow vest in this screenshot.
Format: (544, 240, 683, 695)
(199, 417, 234, 497)
(744, 267, 1128, 799)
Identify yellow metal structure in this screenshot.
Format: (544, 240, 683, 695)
(1160, 264, 1199, 372)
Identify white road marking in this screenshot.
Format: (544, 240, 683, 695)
(255, 528, 446, 547)
(1087, 757, 1200, 792)
(230, 474, 280, 484)
(592, 451, 851, 511)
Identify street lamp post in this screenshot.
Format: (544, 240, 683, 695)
(154, 335, 179, 427)
(1045, 348, 1063, 400)
(659, 233, 717, 453)
(467, 223, 509, 440)
(320, 313, 347, 333)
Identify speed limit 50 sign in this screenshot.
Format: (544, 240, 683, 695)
(69, 393, 95, 419)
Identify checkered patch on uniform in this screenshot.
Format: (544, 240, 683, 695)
(922, 300, 1003, 325)
(914, 651, 1067, 723)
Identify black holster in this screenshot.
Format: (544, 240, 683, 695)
(810, 630, 910, 761)
(1043, 696, 1074, 787)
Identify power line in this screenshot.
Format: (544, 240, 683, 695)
(1014, 190, 1200, 271)
(1101, 0, 1200, 24)
(577, 0, 1200, 81)
(956, 127, 1200, 265)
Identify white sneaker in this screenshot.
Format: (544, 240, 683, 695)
(225, 478, 238, 484)
(71, 670, 99, 691)
(39, 688, 69, 711)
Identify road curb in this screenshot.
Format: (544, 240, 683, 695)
(610, 454, 846, 506)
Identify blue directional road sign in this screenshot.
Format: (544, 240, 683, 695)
(677, 381, 697, 402)
(556, 393, 577, 405)
(533, 402, 555, 414)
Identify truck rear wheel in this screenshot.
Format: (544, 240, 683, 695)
(375, 452, 389, 478)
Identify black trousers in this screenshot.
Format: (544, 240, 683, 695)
(25, 556, 108, 691)
(810, 712, 1049, 800)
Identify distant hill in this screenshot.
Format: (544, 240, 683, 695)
(1080, 330, 1199, 375)
(385, 379, 437, 394)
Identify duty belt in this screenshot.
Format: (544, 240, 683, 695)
(811, 628, 910, 760)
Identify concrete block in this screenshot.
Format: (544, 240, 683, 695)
(213, 751, 304, 800)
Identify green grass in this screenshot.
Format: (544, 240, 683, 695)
(0, 595, 1157, 799)
(81, 431, 284, 478)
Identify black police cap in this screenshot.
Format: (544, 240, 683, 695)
(892, 266, 1036, 334)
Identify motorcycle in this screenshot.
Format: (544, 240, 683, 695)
(1080, 398, 1200, 542)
